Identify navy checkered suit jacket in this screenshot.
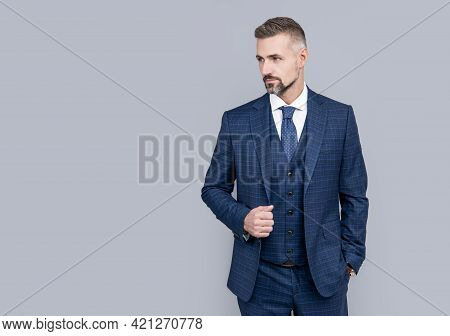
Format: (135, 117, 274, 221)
(201, 86, 369, 301)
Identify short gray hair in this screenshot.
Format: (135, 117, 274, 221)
(254, 17, 307, 52)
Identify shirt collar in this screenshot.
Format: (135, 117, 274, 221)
(269, 81, 308, 112)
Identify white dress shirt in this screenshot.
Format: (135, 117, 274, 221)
(269, 82, 308, 141)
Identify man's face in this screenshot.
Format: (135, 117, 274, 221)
(256, 33, 305, 96)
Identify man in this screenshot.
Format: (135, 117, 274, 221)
(201, 17, 368, 316)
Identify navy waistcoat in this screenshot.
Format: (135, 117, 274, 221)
(259, 110, 309, 266)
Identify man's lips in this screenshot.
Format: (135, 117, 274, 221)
(265, 79, 278, 83)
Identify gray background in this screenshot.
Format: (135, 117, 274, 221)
(1, 0, 449, 315)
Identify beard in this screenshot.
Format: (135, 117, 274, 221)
(264, 75, 298, 97)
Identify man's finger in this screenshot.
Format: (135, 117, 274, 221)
(255, 226, 273, 234)
(257, 205, 274, 212)
(256, 211, 273, 220)
(256, 219, 274, 226)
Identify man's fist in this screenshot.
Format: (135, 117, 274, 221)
(243, 205, 274, 238)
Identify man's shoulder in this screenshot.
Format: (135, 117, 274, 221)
(310, 89, 351, 110)
(309, 89, 354, 123)
(225, 93, 265, 117)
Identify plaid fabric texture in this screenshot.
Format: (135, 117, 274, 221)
(201, 86, 369, 302)
(237, 258, 349, 315)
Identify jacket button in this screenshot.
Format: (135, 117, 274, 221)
(287, 248, 293, 254)
(287, 191, 293, 197)
(287, 229, 293, 235)
(287, 171, 293, 177)
(287, 209, 294, 215)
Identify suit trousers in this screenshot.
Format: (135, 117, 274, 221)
(237, 258, 349, 316)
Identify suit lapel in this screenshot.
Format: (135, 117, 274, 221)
(304, 86, 327, 195)
(250, 93, 273, 203)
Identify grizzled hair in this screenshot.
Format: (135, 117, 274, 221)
(254, 17, 307, 52)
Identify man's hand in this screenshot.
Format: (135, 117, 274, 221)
(346, 264, 355, 276)
(346, 265, 352, 275)
(243, 205, 274, 238)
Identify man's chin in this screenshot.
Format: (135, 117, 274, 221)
(265, 84, 277, 93)
(266, 86, 280, 95)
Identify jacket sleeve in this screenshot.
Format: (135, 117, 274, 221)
(201, 111, 251, 241)
(339, 105, 369, 274)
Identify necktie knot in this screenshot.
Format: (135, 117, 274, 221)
(280, 105, 296, 120)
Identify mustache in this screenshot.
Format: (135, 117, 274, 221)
(264, 76, 280, 81)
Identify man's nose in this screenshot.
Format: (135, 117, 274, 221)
(261, 62, 273, 76)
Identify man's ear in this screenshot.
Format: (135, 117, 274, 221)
(297, 48, 308, 68)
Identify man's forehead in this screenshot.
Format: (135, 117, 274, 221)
(256, 34, 291, 55)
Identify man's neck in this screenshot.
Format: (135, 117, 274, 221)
(279, 79, 305, 105)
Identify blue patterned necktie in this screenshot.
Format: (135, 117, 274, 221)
(280, 105, 298, 161)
